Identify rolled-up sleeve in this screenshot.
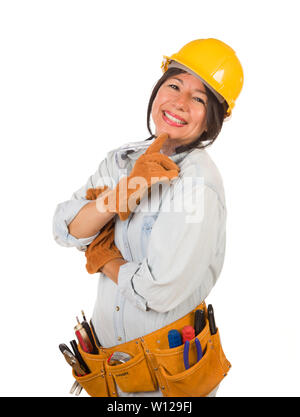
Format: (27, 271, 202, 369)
(52, 155, 117, 251)
(118, 184, 226, 313)
(52, 199, 100, 251)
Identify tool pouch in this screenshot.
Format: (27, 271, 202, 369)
(72, 337, 157, 397)
(71, 348, 109, 397)
(72, 302, 231, 397)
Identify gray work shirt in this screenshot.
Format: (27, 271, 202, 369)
(52, 138, 227, 350)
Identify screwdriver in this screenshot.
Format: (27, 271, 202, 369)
(168, 329, 182, 348)
(74, 317, 94, 353)
(80, 311, 98, 354)
(194, 309, 206, 336)
(182, 325, 195, 343)
(207, 304, 217, 335)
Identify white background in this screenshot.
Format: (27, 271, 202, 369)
(0, 0, 299, 397)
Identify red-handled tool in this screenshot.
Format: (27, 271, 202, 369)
(182, 325, 195, 343)
(74, 317, 94, 353)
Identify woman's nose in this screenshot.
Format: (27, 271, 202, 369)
(173, 94, 189, 111)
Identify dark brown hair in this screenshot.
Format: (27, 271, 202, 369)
(146, 67, 228, 153)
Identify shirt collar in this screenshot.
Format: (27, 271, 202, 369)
(164, 148, 194, 164)
(124, 138, 195, 164)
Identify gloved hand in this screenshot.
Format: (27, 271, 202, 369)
(85, 185, 109, 201)
(84, 186, 123, 274)
(104, 133, 180, 221)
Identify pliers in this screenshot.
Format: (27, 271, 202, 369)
(183, 338, 203, 370)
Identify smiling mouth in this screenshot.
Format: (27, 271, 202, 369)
(163, 111, 187, 126)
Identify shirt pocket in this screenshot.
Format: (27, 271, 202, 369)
(140, 214, 158, 258)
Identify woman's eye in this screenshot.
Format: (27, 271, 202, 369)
(194, 97, 205, 105)
(168, 84, 179, 90)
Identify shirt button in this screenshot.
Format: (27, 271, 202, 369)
(118, 336, 122, 341)
(116, 306, 120, 311)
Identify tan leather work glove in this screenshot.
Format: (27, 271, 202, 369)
(104, 133, 180, 221)
(84, 186, 123, 274)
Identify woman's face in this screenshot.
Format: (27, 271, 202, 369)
(151, 72, 208, 147)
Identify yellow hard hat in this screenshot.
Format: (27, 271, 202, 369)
(161, 38, 244, 117)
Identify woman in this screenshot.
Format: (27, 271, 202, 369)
(53, 38, 243, 397)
